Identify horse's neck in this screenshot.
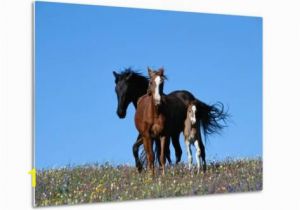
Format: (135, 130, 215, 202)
(153, 106, 161, 119)
(185, 119, 192, 132)
(147, 96, 162, 120)
(132, 81, 149, 109)
(184, 119, 197, 136)
(132, 94, 142, 109)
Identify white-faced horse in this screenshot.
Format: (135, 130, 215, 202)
(183, 101, 202, 173)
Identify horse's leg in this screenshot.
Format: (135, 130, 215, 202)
(194, 140, 201, 174)
(143, 134, 154, 176)
(156, 136, 171, 168)
(185, 139, 192, 170)
(198, 133, 207, 172)
(132, 134, 143, 172)
(160, 136, 166, 175)
(154, 137, 171, 167)
(171, 132, 182, 164)
(165, 136, 172, 165)
(154, 138, 161, 167)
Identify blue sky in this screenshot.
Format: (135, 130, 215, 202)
(35, 2, 262, 169)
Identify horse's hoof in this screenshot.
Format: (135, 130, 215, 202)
(203, 164, 207, 173)
(161, 168, 165, 176)
(137, 165, 143, 173)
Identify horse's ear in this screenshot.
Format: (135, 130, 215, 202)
(157, 67, 164, 76)
(113, 71, 119, 83)
(113, 71, 119, 79)
(148, 67, 154, 77)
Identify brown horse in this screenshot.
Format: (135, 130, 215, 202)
(134, 67, 167, 175)
(184, 101, 202, 174)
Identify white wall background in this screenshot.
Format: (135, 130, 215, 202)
(1, 0, 300, 209)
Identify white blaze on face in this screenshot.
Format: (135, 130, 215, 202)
(190, 105, 197, 125)
(154, 76, 161, 105)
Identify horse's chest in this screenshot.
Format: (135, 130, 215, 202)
(151, 116, 164, 137)
(185, 127, 197, 142)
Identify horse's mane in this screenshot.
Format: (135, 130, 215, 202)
(119, 67, 168, 83)
(119, 68, 149, 85)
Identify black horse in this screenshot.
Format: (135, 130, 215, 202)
(113, 68, 228, 172)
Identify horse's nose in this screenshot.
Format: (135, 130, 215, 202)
(117, 109, 126, 119)
(154, 94, 161, 106)
(154, 99, 161, 106)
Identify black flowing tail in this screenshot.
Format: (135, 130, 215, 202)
(196, 100, 229, 139)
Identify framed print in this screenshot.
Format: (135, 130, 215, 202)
(34, 1, 262, 207)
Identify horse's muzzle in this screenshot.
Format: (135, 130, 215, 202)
(154, 99, 161, 106)
(117, 109, 126, 119)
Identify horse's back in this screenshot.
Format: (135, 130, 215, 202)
(162, 94, 187, 134)
(168, 90, 212, 122)
(168, 90, 196, 106)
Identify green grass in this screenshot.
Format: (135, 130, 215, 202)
(35, 158, 262, 207)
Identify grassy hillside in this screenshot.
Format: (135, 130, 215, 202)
(35, 158, 262, 207)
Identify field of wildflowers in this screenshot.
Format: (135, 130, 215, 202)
(35, 158, 262, 207)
